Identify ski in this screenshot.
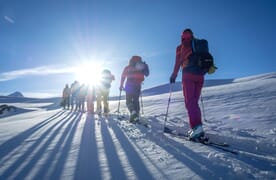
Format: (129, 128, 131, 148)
(200, 140, 238, 155)
(163, 128, 238, 155)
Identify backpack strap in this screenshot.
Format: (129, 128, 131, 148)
(191, 39, 196, 53)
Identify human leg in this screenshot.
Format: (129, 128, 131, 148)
(126, 93, 134, 114)
(96, 91, 102, 113)
(182, 73, 204, 129)
(102, 89, 109, 113)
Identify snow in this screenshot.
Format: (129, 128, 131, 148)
(0, 72, 276, 180)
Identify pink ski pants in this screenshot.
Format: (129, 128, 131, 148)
(182, 73, 204, 129)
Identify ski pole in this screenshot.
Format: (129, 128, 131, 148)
(116, 90, 122, 113)
(140, 90, 144, 115)
(163, 84, 172, 132)
(200, 94, 207, 122)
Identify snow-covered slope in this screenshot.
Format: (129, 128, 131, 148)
(0, 73, 275, 179)
(142, 79, 234, 96)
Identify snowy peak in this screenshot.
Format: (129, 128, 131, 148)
(8, 91, 24, 98)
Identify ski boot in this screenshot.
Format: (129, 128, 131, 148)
(189, 125, 205, 141)
(129, 111, 139, 123)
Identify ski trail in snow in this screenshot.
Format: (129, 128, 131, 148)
(111, 115, 210, 179)
(110, 113, 276, 179)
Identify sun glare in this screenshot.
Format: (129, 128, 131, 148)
(74, 62, 103, 86)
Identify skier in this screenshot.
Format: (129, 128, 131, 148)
(170, 28, 206, 140)
(62, 84, 71, 109)
(76, 84, 87, 112)
(70, 80, 80, 110)
(96, 69, 115, 114)
(120, 55, 149, 122)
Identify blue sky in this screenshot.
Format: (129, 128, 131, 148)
(0, 0, 275, 98)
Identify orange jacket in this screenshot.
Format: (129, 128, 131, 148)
(171, 41, 193, 78)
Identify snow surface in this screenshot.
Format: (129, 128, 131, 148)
(0, 73, 276, 180)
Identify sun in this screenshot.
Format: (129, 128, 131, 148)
(74, 61, 103, 86)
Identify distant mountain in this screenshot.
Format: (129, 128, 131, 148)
(8, 91, 24, 98)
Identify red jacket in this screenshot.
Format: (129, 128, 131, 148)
(171, 41, 193, 78)
(120, 65, 145, 87)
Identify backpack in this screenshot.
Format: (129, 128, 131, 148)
(135, 61, 149, 77)
(129, 56, 149, 77)
(101, 69, 114, 89)
(190, 39, 217, 74)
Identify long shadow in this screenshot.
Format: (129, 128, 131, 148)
(100, 118, 127, 180)
(154, 134, 238, 179)
(152, 122, 237, 178)
(0, 111, 75, 179)
(13, 112, 78, 179)
(32, 113, 82, 179)
(152, 114, 275, 177)
(74, 114, 101, 179)
(206, 133, 276, 172)
(48, 113, 82, 179)
(114, 116, 237, 179)
(0, 110, 65, 162)
(110, 117, 171, 180)
(107, 118, 155, 180)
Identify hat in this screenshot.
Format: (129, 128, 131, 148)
(182, 28, 194, 40)
(130, 56, 141, 62)
(183, 28, 193, 35)
(129, 55, 142, 65)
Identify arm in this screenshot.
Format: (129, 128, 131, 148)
(120, 66, 128, 88)
(171, 45, 183, 79)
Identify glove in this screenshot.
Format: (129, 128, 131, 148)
(170, 75, 176, 84)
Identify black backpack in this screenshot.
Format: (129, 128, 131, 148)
(190, 39, 217, 74)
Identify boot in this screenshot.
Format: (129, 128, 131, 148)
(189, 125, 204, 140)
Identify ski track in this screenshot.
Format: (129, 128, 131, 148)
(2, 109, 274, 180)
(0, 73, 276, 179)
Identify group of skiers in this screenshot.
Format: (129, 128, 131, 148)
(61, 55, 149, 122)
(61, 28, 216, 141)
(61, 81, 91, 112)
(61, 69, 115, 114)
